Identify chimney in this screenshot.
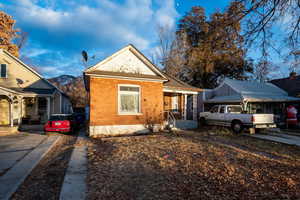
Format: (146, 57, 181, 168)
(289, 71, 297, 79)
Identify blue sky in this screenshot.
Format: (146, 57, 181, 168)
(1, 0, 289, 78)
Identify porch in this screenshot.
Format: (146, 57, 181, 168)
(163, 89, 199, 130)
(0, 87, 56, 132)
(0, 95, 51, 127)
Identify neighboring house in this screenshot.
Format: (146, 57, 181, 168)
(203, 78, 300, 123)
(84, 44, 201, 137)
(0, 49, 72, 132)
(270, 72, 300, 98)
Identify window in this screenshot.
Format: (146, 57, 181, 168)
(118, 85, 140, 114)
(0, 64, 7, 78)
(227, 106, 242, 114)
(210, 106, 219, 113)
(220, 106, 225, 113)
(172, 95, 179, 112)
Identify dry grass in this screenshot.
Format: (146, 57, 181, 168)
(87, 128, 300, 200)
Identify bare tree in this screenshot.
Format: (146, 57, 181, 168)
(254, 59, 280, 81)
(233, 0, 300, 55)
(15, 31, 28, 50)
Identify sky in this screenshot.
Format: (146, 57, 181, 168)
(1, 0, 289, 78)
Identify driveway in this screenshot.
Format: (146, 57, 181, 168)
(0, 133, 47, 175)
(0, 132, 60, 200)
(249, 132, 300, 147)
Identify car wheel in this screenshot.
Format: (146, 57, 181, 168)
(199, 117, 206, 127)
(231, 121, 243, 134)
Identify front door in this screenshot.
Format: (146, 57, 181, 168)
(0, 97, 10, 125)
(187, 95, 193, 120)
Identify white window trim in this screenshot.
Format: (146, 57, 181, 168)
(118, 84, 142, 115)
(0, 64, 7, 78)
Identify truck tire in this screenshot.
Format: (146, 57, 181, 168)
(199, 117, 206, 127)
(231, 121, 243, 134)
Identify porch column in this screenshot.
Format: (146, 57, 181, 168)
(184, 94, 187, 120)
(18, 97, 23, 125)
(192, 94, 198, 120)
(46, 97, 50, 120)
(10, 100, 13, 127)
(35, 97, 39, 115)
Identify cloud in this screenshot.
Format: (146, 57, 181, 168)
(154, 0, 179, 28)
(2, 0, 179, 77)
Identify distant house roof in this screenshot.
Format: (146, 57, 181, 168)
(0, 49, 66, 96)
(205, 78, 300, 103)
(270, 75, 300, 97)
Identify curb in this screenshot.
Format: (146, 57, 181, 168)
(0, 135, 61, 200)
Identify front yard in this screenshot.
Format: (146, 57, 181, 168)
(87, 128, 300, 200)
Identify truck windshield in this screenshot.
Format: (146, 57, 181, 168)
(227, 106, 242, 114)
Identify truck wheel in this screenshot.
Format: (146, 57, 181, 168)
(231, 121, 243, 134)
(199, 117, 206, 127)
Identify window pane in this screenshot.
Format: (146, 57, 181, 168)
(120, 94, 139, 113)
(120, 86, 139, 92)
(228, 106, 242, 113)
(1, 64, 6, 78)
(220, 107, 225, 113)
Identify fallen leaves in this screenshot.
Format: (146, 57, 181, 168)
(86, 131, 300, 200)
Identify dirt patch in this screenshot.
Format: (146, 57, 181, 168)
(87, 130, 300, 200)
(11, 134, 78, 200)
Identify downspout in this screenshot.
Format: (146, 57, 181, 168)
(60, 93, 62, 114)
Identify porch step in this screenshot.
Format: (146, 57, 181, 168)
(19, 125, 44, 132)
(0, 126, 19, 136)
(174, 120, 198, 130)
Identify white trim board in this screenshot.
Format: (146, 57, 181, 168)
(163, 88, 199, 95)
(85, 73, 165, 82)
(89, 124, 151, 136)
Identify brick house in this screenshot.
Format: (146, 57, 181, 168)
(84, 44, 201, 137)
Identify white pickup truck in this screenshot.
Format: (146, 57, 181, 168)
(199, 105, 276, 133)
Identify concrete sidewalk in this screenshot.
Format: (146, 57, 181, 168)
(248, 133, 300, 147)
(0, 133, 61, 200)
(60, 131, 88, 200)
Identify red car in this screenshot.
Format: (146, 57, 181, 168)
(44, 114, 75, 133)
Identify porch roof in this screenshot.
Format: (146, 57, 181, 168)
(0, 86, 55, 97)
(163, 74, 202, 93)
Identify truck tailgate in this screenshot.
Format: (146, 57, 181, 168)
(252, 114, 274, 124)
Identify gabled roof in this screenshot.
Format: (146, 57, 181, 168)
(0, 49, 65, 95)
(84, 44, 202, 92)
(223, 78, 287, 95)
(270, 75, 300, 97)
(84, 44, 167, 81)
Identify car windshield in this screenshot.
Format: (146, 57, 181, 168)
(227, 106, 242, 113)
(50, 115, 72, 121)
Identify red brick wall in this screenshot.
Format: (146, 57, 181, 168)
(89, 77, 164, 126)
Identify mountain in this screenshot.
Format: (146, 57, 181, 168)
(48, 75, 87, 108)
(48, 75, 77, 86)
